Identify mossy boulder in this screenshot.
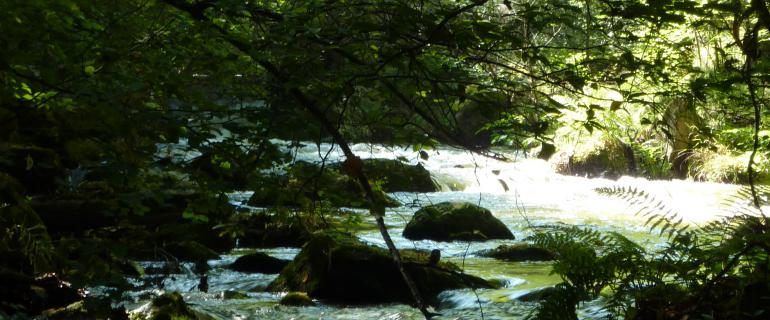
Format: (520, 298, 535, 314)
(35, 190, 237, 260)
(188, 147, 263, 191)
(144, 292, 206, 320)
(44, 298, 128, 320)
(164, 241, 219, 262)
(0, 270, 83, 316)
(476, 244, 554, 262)
(228, 252, 290, 274)
(516, 286, 560, 302)
(220, 291, 249, 300)
(247, 161, 399, 209)
(234, 212, 311, 248)
(333, 158, 437, 192)
(402, 202, 514, 242)
(267, 231, 496, 305)
(279, 292, 315, 306)
(552, 138, 633, 179)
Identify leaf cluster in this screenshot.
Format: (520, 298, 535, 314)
(529, 185, 770, 319)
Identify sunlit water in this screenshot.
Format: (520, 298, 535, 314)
(129, 141, 760, 319)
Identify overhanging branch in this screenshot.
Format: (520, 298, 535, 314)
(161, 1, 434, 318)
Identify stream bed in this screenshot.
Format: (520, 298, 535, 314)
(127, 142, 756, 319)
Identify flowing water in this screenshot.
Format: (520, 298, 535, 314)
(130, 141, 757, 319)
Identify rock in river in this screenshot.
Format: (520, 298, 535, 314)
(268, 231, 496, 305)
(355, 158, 438, 193)
(228, 252, 290, 274)
(403, 202, 514, 242)
(476, 244, 555, 262)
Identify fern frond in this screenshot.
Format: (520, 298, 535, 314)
(0, 204, 55, 273)
(595, 186, 689, 239)
(721, 185, 770, 218)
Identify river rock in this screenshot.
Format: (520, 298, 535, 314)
(228, 252, 290, 274)
(516, 286, 560, 301)
(164, 241, 219, 262)
(279, 292, 315, 306)
(235, 212, 311, 248)
(267, 231, 496, 305)
(334, 158, 438, 192)
(476, 244, 554, 262)
(188, 148, 255, 190)
(402, 202, 514, 242)
(44, 297, 128, 320)
(0, 270, 83, 316)
(247, 161, 399, 208)
(551, 138, 633, 179)
(146, 292, 205, 320)
(220, 291, 249, 300)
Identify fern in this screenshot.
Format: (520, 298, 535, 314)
(595, 186, 690, 239)
(0, 204, 55, 273)
(529, 184, 770, 319)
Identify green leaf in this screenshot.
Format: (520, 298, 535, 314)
(182, 209, 209, 223)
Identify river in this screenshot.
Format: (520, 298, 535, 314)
(128, 142, 756, 319)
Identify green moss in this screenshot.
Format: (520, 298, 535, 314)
(146, 292, 196, 320)
(568, 138, 629, 179)
(268, 231, 495, 305)
(248, 161, 399, 209)
(359, 159, 437, 192)
(164, 241, 219, 262)
(403, 202, 514, 241)
(279, 292, 315, 306)
(220, 291, 249, 300)
(477, 244, 555, 262)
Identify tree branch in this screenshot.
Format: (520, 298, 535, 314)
(751, 0, 770, 34)
(161, 1, 434, 318)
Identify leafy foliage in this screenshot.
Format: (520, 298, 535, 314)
(2, 0, 770, 317)
(0, 174, 54, 274)
(528, 184, 770, 319)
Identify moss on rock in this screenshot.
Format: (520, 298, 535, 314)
(247, 161, 399, 209)
(233, 212, 312, 248)
(145, 292, 199, 320)
(228, 252, 290, 274)
(220, 291, 249, 300)
(279, 292, 315, 306)
(268, 231, 496, 305)
(164, 241, 219, 262)
(477, 244, 555, 262)
(357, 159, 438, 192)
(552, 138, 632, 179)
(573, 139, 628, 178)
(402, 202, 514, 242)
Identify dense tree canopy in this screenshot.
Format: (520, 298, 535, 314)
(2, 0, 770, 318)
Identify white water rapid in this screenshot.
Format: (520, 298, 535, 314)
(128, 141, 761, 319)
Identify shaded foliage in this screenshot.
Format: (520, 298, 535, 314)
(1, 0, 770, 318)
